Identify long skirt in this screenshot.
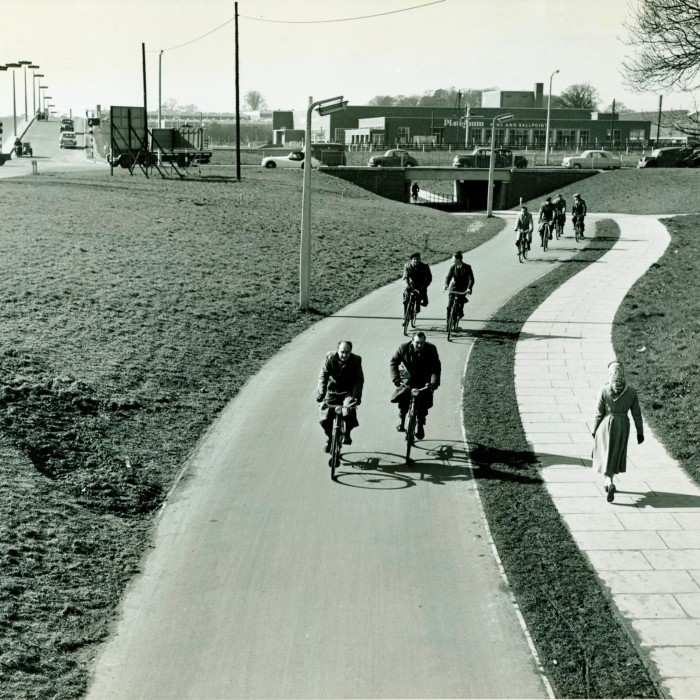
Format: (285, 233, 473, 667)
(593, 414, 630, 477)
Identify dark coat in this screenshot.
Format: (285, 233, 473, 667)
(444, 263, 474, 293)
(316, 352, 364, 403)
(389, 341, 441, 392)
(402, 260, 432, 290)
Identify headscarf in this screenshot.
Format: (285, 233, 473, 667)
(608, 361, 627, 398)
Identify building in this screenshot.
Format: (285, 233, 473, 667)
(302, 82, 651, 151)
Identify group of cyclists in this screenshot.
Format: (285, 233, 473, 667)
(316, 190, 588, 455)
(515, 192, 588, 254)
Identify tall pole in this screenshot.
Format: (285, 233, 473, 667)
(235, 1, 241, 181)
(142, 43, 149, 166)
(609, 99, 616, 151)
(544, 68, 559, 165)
(300, 96, 313, 310)
(465, 104, 470, 148)
(656, 94, 662, 146)
(12, 70, 17, 137)
(23, 66, 28, 120)
(158, 50, 163, 128)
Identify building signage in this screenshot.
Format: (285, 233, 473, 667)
(443, 118, 547, 129)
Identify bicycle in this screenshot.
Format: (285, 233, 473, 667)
(573, 215, 584, 243)
(403, 288, 421, 336)
(328, 398, 356, 480)
(539, 221, 552, 252)
(555, 213, 565, 240)
(446, 290, 469, 341)
(516, 229, 531, 263)
(402, 384, 431, 463)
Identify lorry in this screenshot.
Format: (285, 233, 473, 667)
(150, 126, 212, 166)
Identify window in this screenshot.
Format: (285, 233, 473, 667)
(510, 128, 527, 147)
(606, 129, 621, 145)
(629, 128, 645, 141)
(533, 129, 546, 147)
(431, 127, 444, 145)
(578, 130, 589, 147)
(397, 126, 410, 144)
(558, 129, 576, 148)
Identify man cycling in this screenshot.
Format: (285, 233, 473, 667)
(402, 252, 432, 322)
(390, 331, 441, 440)
(514, 204, 534, 250)
(538, 196, 556, 245)
(571, 193, 588, 237)
(444, 251, 474, 320)
(553, 193, 567, 234)
(316, 340, 364, 452)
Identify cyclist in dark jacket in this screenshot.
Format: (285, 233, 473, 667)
(316, 340, 364, 452)
(402, 252, 432, 319)
(571, 193, 588, 236)
(444, 251, 475, 320)
(390, 332, 441, 439)
(538, 196, 556, 244)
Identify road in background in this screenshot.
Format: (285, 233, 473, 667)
(87, 222, 589, 699)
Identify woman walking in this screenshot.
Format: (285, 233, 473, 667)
(592, 361, 645, 502)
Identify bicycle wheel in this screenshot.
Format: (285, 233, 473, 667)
(403, 301, 411, 336)
(517, 238, 523, 263)
(574, 221, 581, 243)
(410, 296, 418, 329)
(522, 238, 529, 260)
(446, 302, 453, 341)
(542, 224, 549, 252)
(405, 408, 416, 462)
(329, 415, 343, 478)
(555, 220, 562, 239)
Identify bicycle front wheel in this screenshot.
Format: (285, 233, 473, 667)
(405, 410, 416, 462)
(542, 226, 549, 252)
(403, 303, 411, 336)
(329, 417, 343, 478)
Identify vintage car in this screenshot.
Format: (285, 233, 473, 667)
(260, 151, 321, 169)
(367, 149, 418, 167)
(561, 150, 622, 169)
(59, 132, 78, 149)
(453, 147, 527, 168)
(637, 146, 700, 168)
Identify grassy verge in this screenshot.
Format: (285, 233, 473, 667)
(464, 221, 661, 698)
(0, 168, 502, 699)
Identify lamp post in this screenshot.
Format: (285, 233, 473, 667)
(27, 65, 39, 116)
(18, 61, 32, 120)
(44, 96, 52, 117)
(0, 66, 6, 145)
(32, 72, 44, 116)
(299, 95, 348, 310)
(39, 85, 48, 117)
(544, 68, 559, 166)
(6, 63, 20, 137)
(486, 113, 513, 217)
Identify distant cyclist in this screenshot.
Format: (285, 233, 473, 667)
(411, 182, 420, 202)
(444, 251, 474, 320)
(553, 193, 567, 233)
(571, 193, 588, 237)
(538, 196, 556, 245)
(402, 252, 432, 322)
(316, 340, 364, 452)
(514, 205, 534, 248)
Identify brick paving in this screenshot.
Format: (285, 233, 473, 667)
(514, 214, 700, 699)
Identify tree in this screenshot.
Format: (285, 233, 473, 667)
(623, 0, 700, 92)
(368, 95, 398, 106)
(604, 101, 632, 113)
(245, 91, 267, 111)
(558, 83, 601, 110)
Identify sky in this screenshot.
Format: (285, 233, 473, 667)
(2, 0, 698, 118)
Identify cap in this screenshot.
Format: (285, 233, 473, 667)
(573, 192, 580, 197)
(410, 252, 421, 260)
(453, 251, 463, 260)
(546, 196, 552, 202)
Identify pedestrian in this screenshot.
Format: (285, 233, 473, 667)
(591, 361, 644, 502)
(316, 340, 364, 452)
(411, 182, 420, 202)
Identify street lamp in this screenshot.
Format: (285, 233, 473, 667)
(32, 73, 44, 116)
(43, 96, 52, 116)
(39, 85, 48, 116)
(5, 63, 20, 137)
(18, 61, 33, 120)
(299, 95, 348, 310)
(544, 68, 559, 166)
(486, 113, 513, 217)
(28, 65, 40, 116)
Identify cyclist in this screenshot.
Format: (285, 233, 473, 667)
(538, 196, 556, 246)
(553, 193, 567, 234)
(514, 204, 534, 250)
(390, 331, 441, 440)
(444, 251, 474, 321)
(402, 252, 432, 322)
(411, 182, 420, 202)
(316, 340, 364, 452)
(571, 193, 588, 237)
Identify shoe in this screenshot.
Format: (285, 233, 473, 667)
(324, 439, 331, 453)
(396, 423, 406, 432)
(343, 435, 352, 445)
(416, 424, 425, 440)
(604, 483, 609, 493)
(607, 484, 615, 502)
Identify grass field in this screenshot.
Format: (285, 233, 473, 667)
(0, 162, 698, 698)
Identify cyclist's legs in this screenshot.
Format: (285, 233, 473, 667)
(419, 287, 428, 307)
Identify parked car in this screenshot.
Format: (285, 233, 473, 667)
(637, 146, 700, 168)
(561, 150, 622, 169)
(368, 149, 418, 167)
(261, 151, 321, 169)
(59, 132, 78, 149)
(453, 147, 527, 168)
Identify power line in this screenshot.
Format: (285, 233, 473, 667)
(159, 0, 445, 51)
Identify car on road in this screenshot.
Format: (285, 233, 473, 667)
(637, 146, 700, 168)
(59, 132, 78, 149)
(60, 118, 75, 133)
(368, 149, 418, 167)
(260, 151, 321, 169)
(453, 147, 527, 168)
(561, 149, 622, 169)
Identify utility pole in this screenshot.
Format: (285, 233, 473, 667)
(609, 99, 616, 151)
(656, 95, 663, 146)
(235, 1, 241, 181)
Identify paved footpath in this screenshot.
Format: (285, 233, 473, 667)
(515, 214, 700, 698)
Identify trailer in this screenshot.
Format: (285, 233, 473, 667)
(150, 127, 212, 166)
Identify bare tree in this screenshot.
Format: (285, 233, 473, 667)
(245, 91, 267, 111)
(558, 83, 601, 110)
(623, 0, 700, 92)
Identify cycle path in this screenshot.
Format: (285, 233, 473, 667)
(515, 214, 700, 698)
(87, 220, 569, 699)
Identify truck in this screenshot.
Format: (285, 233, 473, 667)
(150, 126, 212, 166)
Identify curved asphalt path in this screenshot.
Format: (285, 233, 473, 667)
(86, 218, 585, 699)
